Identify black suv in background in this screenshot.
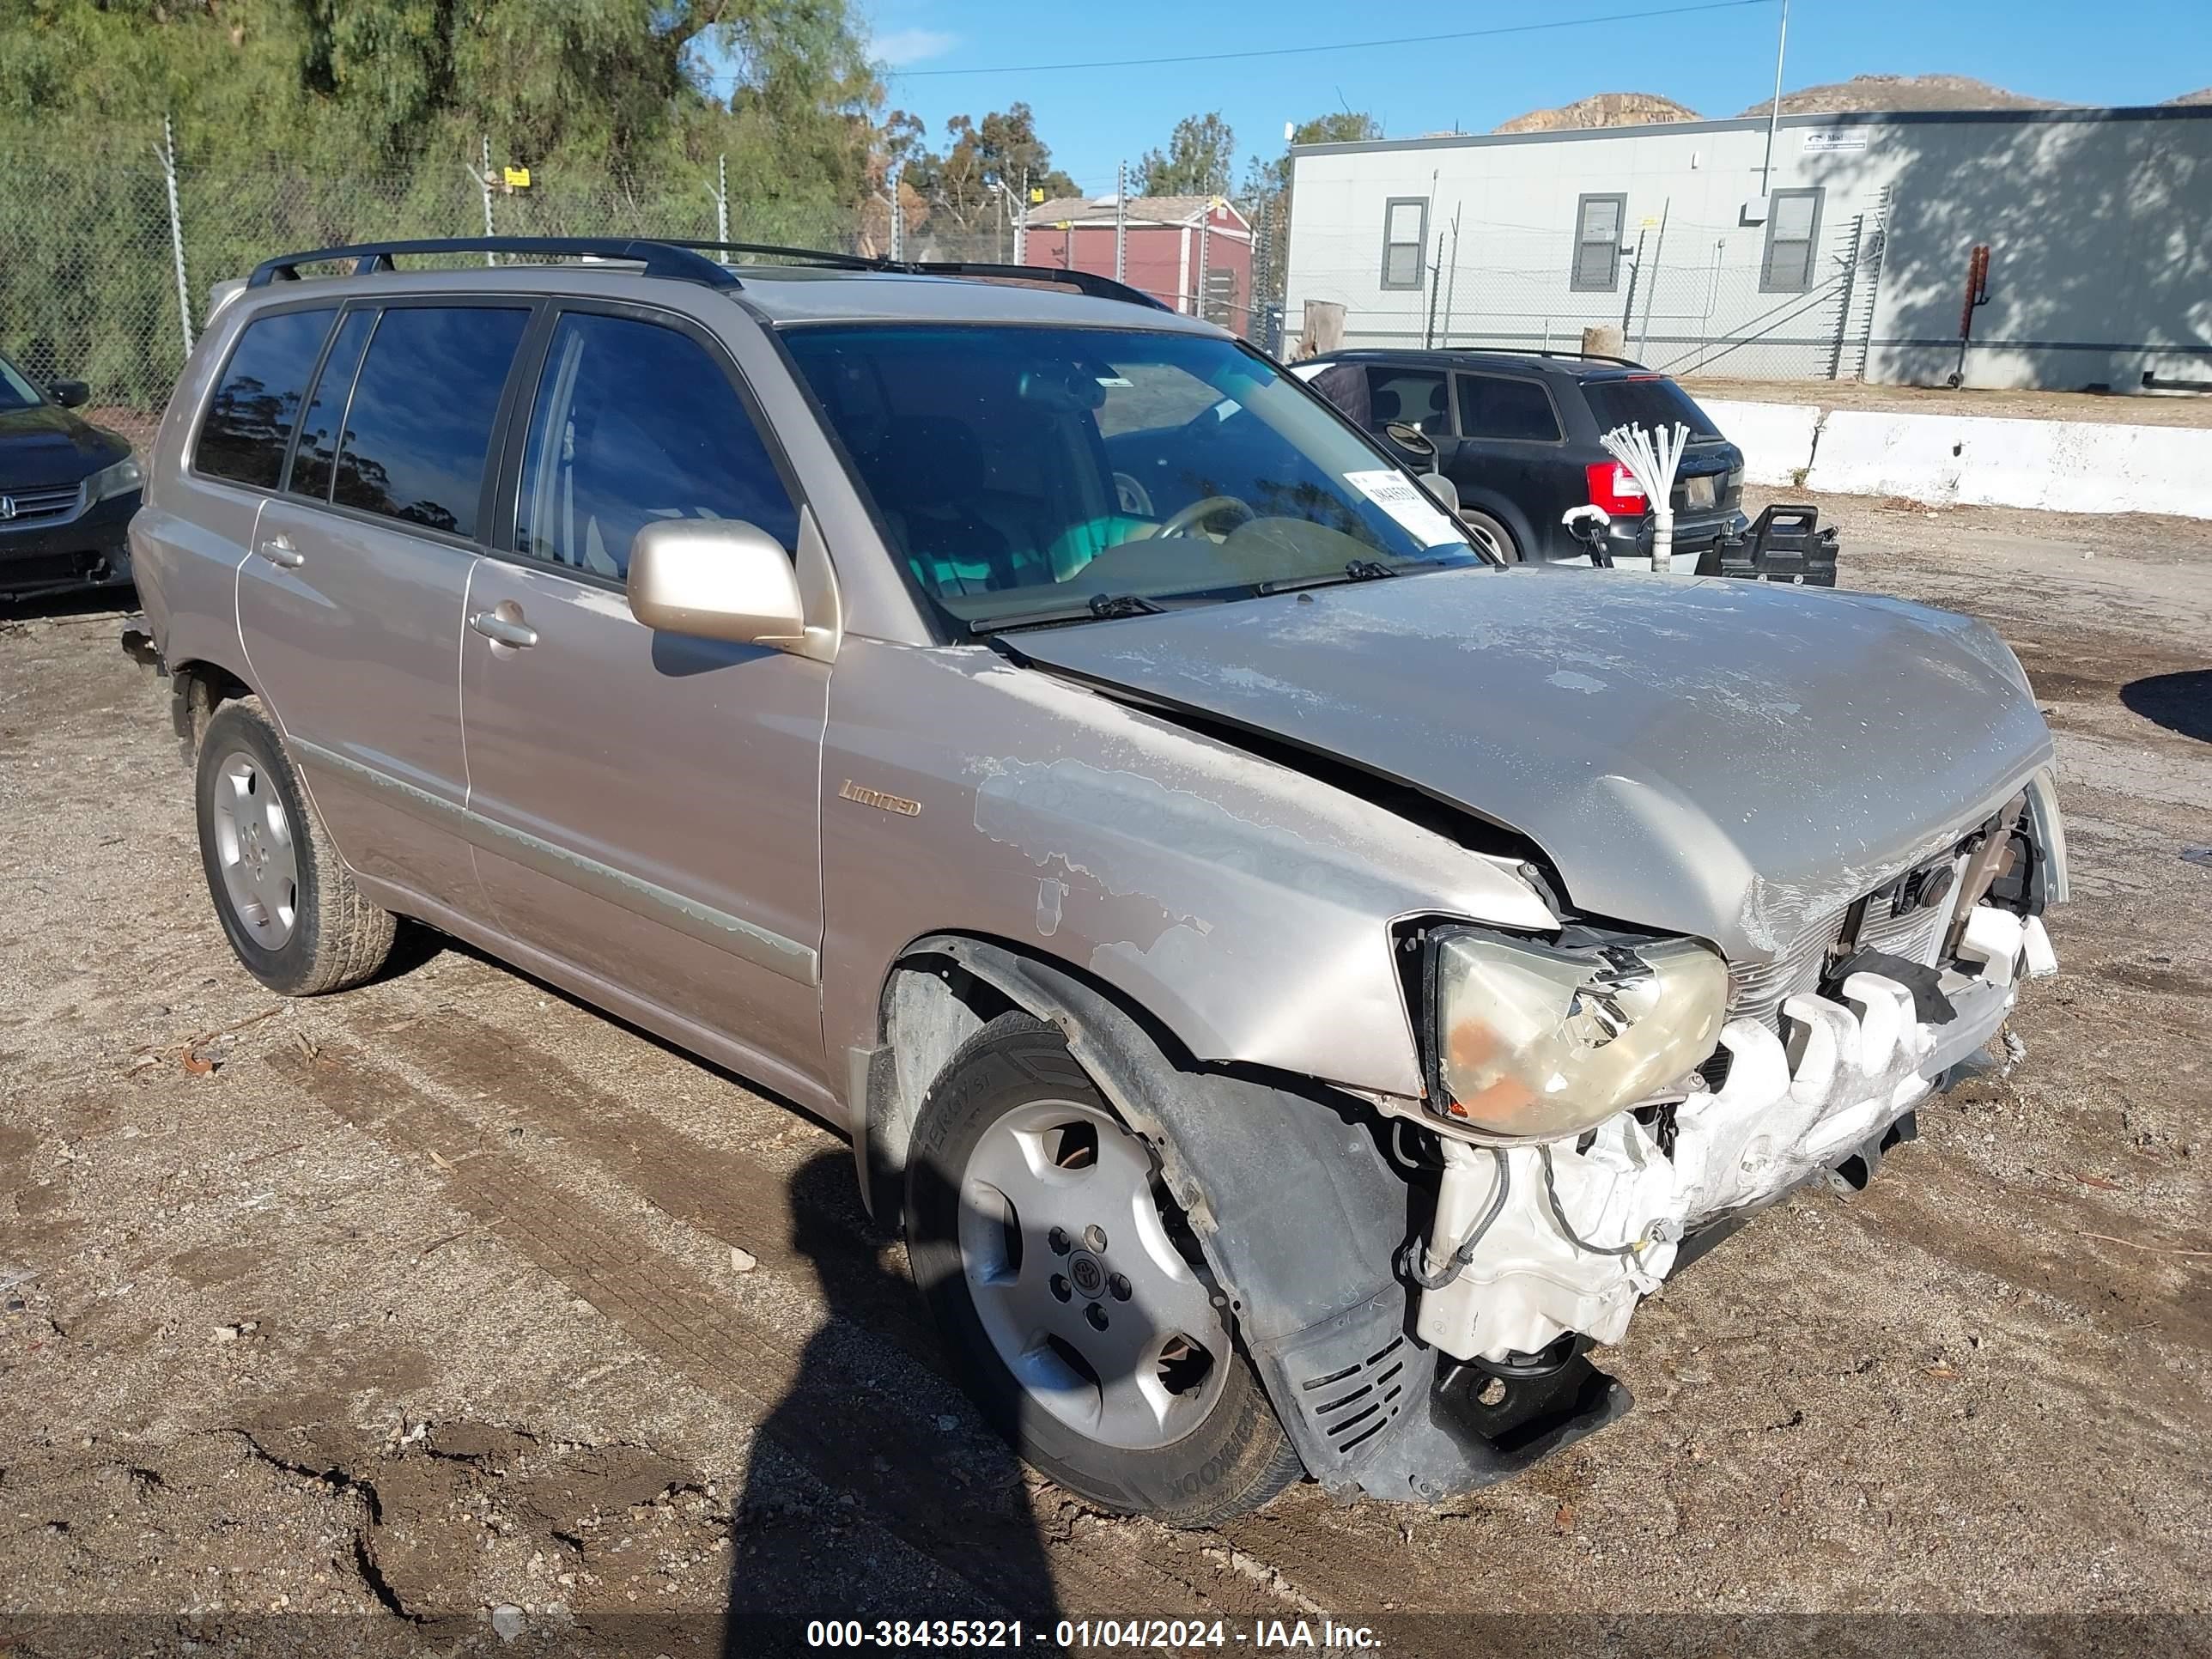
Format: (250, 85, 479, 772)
(1, 349, 143, 604)
(1297, 348, 1747, 567)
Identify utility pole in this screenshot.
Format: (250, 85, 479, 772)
(887, 160, 904, 262)
(1440, 205, 1461, 349)
(156, 115, 192, 360)
(1014, 166, 1029, 264)
(480, 134, 495, 264)
(1114, 160, 1127, 283)
(1195, 202, 1212, 321)
(1759, 0, 1791, 191)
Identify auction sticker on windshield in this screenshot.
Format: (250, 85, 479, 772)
(1344, 469, 1463, 549)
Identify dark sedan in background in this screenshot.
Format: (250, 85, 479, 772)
(1296, 347, 1748, 568)
(2, 350, 142, 604)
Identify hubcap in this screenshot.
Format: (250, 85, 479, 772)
(957, 1098, 1231, 1451)
(210, 750, 299, 949)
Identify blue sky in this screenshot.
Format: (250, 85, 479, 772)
(845, 0, 2211, 192)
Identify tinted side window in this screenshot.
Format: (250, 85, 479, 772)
(1456, 374, 1561, 442)
(1362, 367, 1449, 435)
(197, 308, 335, 489)
(515, 313, 799, 580)
(332, 307, 528, 538)
(288, 309, 374, 501)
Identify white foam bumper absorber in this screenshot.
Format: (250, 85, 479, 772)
(1601, 420, 1690, 574)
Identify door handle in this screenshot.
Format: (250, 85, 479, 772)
(469, 609, 538, 649)
(255, 535, 303, 568)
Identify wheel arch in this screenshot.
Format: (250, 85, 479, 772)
(167, 656, 257, 766)
(863, 931, 1420, 1492)
(1451, 483, 1540, 562)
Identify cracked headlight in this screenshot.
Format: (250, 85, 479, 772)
(86, 455, 143, 504)
(1432, 929, 1729, 1141)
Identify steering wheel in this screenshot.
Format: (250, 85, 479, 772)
(1156, 495, 1255, 539)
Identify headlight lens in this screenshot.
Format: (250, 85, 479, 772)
(1433, 929, 1729, 1140)
(86, 456, 143, 504)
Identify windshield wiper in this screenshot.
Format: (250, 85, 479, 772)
(966, 592, 1169, 635)
(1256, 558, 1403, 596)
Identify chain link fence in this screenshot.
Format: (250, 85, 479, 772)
(1289, 195, 1891, 381)
(0, 129, 876, 450)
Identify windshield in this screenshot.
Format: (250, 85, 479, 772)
(1583, 374, 1721, 441)
(0, 355, 42, 413)
(779, 324, 1480, 627)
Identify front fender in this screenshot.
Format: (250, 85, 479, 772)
(817, 637, 1555, 1103)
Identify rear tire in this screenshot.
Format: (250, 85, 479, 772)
(905, 1013, 1304, 1526)
(1461, 508, 1522, 562)
(193, 696, 397, 997)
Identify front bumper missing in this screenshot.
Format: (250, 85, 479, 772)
(1412, 904, 2057, 1371)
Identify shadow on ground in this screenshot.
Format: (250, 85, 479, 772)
(2120, 670, 2212, 744)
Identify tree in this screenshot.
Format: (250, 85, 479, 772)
(1240, 111, 1384, 310)
(975, 103, 1076, 200)
(1139, 112, 1235, 198)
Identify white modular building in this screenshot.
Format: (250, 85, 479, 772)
(1283, 105, 2212, 392)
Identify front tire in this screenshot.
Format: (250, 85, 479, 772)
(193, 696, 397, 996)
(905, 1013, 1304, 1526)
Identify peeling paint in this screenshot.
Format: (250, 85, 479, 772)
(1547, 670, 1607, 694)
(1035, 876, 1066, 937)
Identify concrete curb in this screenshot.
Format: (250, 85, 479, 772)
(1698, 398, 2212, 520)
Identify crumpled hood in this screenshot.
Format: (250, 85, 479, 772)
(1006, 565, 2056, 961)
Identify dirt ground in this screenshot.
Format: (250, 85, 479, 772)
(3, 495, 2209, 1658)
(1684, 375, 2212, 428)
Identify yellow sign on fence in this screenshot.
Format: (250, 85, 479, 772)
(501, 166, 532, 189)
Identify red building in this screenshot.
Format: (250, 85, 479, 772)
(1022, 195, 1254, 336)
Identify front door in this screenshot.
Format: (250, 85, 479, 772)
(459, 305, 831, 1097)
(234, 299, 533, 911)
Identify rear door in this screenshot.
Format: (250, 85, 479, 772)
(1450, 369, 1570, 556)
(235, 298, 532, 913)
(459, 302, 832, 1097)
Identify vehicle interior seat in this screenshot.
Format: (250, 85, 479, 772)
(873, 415, 1040, 595)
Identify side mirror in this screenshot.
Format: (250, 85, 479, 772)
(49, 379, 90, 409)
(1382, 420, 1436, 463)
(1420, 472, 1460, 514)
(627, 520, 805, 647)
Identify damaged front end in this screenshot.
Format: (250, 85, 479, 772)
(1319, 793, 2062, 1502)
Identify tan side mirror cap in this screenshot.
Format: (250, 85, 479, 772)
(627, 520, 805, 647)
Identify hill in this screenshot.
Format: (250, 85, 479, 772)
(1493, 92, 1701, 134)
(1739, 74, 2067, 117)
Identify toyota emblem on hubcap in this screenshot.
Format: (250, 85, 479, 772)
(1068, 1253, 1105, 1297)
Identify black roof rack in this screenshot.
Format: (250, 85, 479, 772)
(245, 236, 1175, 313)
(246, 237, 742, 290)
(902, 259, 1173, 313)
(1315, 344, 1649, 370)
(652, 241, 1174, 312)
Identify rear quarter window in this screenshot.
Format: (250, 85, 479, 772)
(1582, 375, 1721, 441)
(195, 307, 336, 489)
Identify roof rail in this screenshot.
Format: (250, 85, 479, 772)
(246, 237, 742, 290)
(1513, 346, 1647, 368)
(243, 236, 1174, 313)
(902, 260, 1174, 313)
(657, 241, 1174, 312)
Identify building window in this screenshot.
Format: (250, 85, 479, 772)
(1380, 198, 1428, 290)
(1571, 193, 1626, 291)
(1762, 187, 1824, 292)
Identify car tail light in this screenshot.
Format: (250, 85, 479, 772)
(1586, 461, 1647, 517)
